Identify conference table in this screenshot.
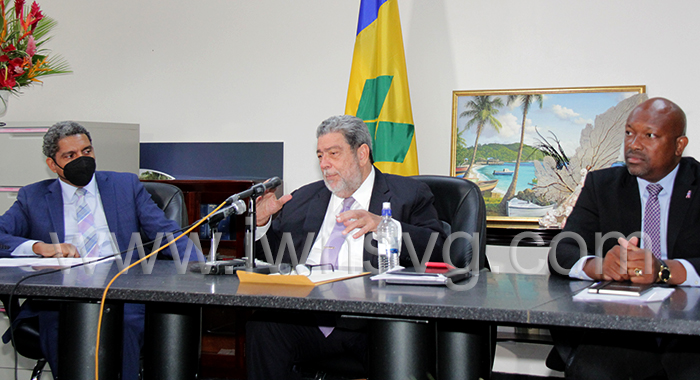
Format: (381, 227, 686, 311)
(1, 259, 699, 380)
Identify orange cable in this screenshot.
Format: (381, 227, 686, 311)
(94, 200, 227, 380)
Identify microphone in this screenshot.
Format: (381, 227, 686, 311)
(225, 177, 282, 204)
(205, 199, 247, 226)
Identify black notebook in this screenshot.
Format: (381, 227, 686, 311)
(587, 281, 654, 297)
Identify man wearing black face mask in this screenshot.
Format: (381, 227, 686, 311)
(0, 121, 197, 380)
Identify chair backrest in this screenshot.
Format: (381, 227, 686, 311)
(410, 175, 487, 270)
(142, 182, 188, 228)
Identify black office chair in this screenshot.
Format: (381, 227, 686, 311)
(0, 181, 188, 380)
(297, 175, 490, 380)
(0, 296, 46, 380)
(141, 182, 189, 230)
(411, 175, 488, 270)
(140, 182, 189, 258)
(413, 175, 494, 380)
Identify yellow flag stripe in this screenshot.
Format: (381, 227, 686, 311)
(345, 0, 418, 176)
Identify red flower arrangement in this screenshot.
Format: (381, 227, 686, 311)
(0, 0, 70, 92)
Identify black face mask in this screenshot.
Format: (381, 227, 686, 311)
(53, 156, 96, 187)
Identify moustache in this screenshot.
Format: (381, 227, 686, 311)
(625, 150, 646, 161)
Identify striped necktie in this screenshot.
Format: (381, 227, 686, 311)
(643, 183, 663, 260)
(75, 187, 99, 257)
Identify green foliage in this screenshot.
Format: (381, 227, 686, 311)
(460, 143, 545, 163)
(455, 142, 470, 165)
(483, 193, 503, 216)
(0, 2, 71, 92)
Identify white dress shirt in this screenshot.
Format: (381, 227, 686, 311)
(569, 164, 700, 286)
(257, 169, 401, 272)
(12, 176, 117, 257)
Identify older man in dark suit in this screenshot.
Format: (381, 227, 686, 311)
(246, 115, 446, 380)
(550, 97, 700, 380)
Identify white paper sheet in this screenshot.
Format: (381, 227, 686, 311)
(0, 256, 114, 268)
(574, 286, 675, 304)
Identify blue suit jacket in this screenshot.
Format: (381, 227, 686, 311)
(0, 171, 192, 260)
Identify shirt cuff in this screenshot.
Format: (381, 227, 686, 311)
(11, 240, 41, 257)
(568, 255, 595, 281)
(255, 217, 271, 241)
(676, 259, 700, 287)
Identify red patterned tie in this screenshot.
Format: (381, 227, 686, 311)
(643, 184, 663, 259)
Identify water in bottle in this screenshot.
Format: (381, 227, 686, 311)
(377, 202, 400, 273)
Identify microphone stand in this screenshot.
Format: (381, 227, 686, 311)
(208, 225, 219, 263)
(245, 195, 256, 270)
(203, 221, 229, 275)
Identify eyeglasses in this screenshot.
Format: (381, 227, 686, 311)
(278, 263, 335, 276)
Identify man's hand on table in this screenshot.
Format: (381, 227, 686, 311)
(32, 242, 80, 258)
(583, 236, 687, 285)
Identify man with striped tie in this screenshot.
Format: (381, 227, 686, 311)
(0, 121, 195, 380)
(550, 98, 700, 379)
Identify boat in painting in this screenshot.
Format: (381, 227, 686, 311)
(492, 168, 514, 176)
(507, 198, 555, 217)
(477, 179, 497, 193)
(456, 175, 498, 193)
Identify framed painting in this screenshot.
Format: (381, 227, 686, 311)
(450, 86, 646, 228)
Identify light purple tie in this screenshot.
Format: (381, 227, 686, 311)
(75, 188, 99, 257)
(318, 197, 355, 338)
(643, 183, 663, 260)
(320, 197, 355, 268)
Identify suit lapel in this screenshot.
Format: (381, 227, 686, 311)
(667, 160, 697, 258)
(303, 186, 331, 236)
(96, 173, 119, 233)
(368, 168, 391, 215)
(46, 179, 65, 241)
(620, 172, 642, 236)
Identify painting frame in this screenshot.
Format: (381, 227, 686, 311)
(451, 85, 646, 229)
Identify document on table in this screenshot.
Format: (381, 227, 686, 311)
(370, 266, 471, 286)
(237, 270, 369, 286)
(574, 286, 675, 304)
(0, 256, 114, 268)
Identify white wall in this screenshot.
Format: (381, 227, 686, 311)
(6, 0, 700, 193)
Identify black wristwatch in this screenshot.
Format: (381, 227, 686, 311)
(657, 260, 671, 284)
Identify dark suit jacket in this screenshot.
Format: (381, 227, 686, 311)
(256, 168, 446, 269)
(0, 171, 191, 260)
(550, 157, 700, 275)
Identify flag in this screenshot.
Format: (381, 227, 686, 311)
(345, 0, 419, 176)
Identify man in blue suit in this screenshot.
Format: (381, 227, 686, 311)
(0, 121, 194, 380)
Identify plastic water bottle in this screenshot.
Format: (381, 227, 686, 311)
(377, 202, 400, 273)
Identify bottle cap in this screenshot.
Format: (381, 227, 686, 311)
(382, 202, 391, 217)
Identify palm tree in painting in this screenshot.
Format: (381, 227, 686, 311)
(499, 94, 544, 213)
(459, 96, 504, 177)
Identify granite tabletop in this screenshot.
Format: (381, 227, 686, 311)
(0, 259, 698, 335)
